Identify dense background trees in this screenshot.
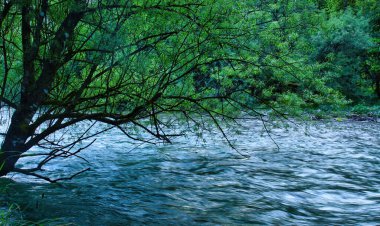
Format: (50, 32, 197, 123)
(0, 0, 378, 181)
(313, 0, 380, 101)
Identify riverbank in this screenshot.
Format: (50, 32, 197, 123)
(307, 103, 380, 122)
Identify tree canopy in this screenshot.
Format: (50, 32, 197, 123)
(0, 0, 378, 181)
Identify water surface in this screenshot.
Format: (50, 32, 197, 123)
(1, 120, 380, 225)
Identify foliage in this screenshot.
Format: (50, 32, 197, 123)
(350, 103, 380, 116)
(310, 9, 374, 100)
(0, 0, 378, 180)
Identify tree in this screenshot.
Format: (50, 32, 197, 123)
(0, 0, 339, 181)
(311, 0, 380, 100)
(310, 8, 374, 101)
(357, 0, 380, 99)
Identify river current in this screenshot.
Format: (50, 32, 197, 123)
(0, 119, 379, 225)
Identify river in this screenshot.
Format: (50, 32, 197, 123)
(0, 119, 379, 225)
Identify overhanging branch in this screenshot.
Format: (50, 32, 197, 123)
(0, 97, 17, 108)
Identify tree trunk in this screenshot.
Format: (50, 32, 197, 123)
(0, 1, 86, 176)
(0, 107, 35, 176)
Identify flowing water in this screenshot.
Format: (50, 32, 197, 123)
(0, 119, 380, 225)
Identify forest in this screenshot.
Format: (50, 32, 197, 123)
(0, 0, 379, 225)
